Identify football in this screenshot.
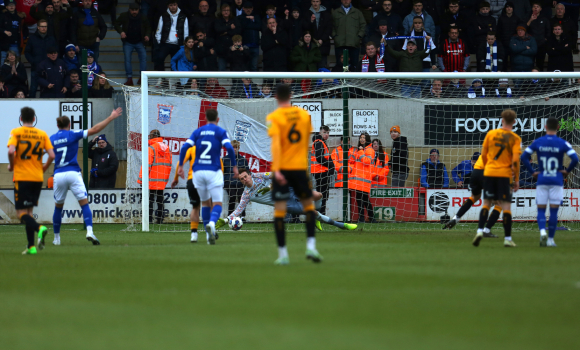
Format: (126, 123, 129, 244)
(229, 217, 243, 231)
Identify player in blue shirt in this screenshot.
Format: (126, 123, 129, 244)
(521, 117, 578, 247)
(46, 108, 122, 247)
(178, 109, 238, 244)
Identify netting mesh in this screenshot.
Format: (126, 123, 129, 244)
(122, 75, 580, 233)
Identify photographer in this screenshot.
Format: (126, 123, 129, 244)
(227, 35, 250, 71)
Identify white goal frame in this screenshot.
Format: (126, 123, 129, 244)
(138, 71, 580, 231)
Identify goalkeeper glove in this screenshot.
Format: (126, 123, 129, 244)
(216, 217, 228, 229)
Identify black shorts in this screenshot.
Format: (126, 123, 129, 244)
(470, 169, 484, 197)
(483, 176, 512, 202)
(14, 181, 42, 210)
(187, 179, 200, 207)
(272, 170, 313, 202)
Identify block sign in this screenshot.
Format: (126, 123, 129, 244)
(292, 102, 322, 132)
(352, 109, 378, 136)
(60, 102, 93, 130)
(323, 110, 343, 135)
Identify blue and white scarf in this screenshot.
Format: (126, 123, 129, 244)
(485, 42, 498, 72)
(495, 87, 512, 98)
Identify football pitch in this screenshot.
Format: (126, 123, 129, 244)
(1, 223, 579, 350)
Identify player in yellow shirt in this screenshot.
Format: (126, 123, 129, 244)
(171, 146, 224, 243)
(7, 107, 55, 255)
(473, 109, 522, 247)
(443, 152, 501, 238)
(267, 84, 321, 265)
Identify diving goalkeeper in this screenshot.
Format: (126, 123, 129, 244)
(216, 168, 357, 231)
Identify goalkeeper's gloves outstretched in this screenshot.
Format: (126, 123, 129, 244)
(216, 217, 228, 229)
(257, 186, 271, 195)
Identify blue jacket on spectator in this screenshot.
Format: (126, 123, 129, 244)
(421, 158, 449, 188)
(452, 160, 474, 184)
(241, 11, 261, 48)
(24, 31, 58, 70)
(37, 57, 69, 98)
(402, 9, 435, 37)
(171, 46, 197, 72)
(509, 34, 537, 72)
(62, 54, 80, 71)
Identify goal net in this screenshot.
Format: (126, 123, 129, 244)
(123, 72, 580, 233)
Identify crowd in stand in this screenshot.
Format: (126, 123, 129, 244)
(0, 0, 578, 98)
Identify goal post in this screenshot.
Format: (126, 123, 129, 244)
(132, 71, 580, 232)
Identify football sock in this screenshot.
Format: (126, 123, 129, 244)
(456, 198, 474, 219)
(81, 204, 93, 233)
(548, 207, 559, 239)
(53, 206, 62, 234)
(278, 246, 288, 259)
(190, 221, 198, 233)
(478, 206, 490, 230)
(20, 214, 40, 248)
(307, 237, 316, 251)
(201, 206, 210, 228)
(210, 204, 222, 224)
(503, 211, 512, 238)
(537, 207, 547, 231)
(316, 212, 345, 229)
(304, 203, 316, 238)
(486, 207, 502, 230)
(274, 209, 286, 248)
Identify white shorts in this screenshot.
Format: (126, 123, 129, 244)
(536, 185, 563, 206)
(53, 171, 87, 204)
(193, 170, 224, 202)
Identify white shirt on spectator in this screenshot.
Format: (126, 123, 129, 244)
(155, 8, 189, 45)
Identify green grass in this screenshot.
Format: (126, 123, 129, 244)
(1, 224, 580, 350)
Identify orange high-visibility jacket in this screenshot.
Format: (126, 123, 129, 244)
(348, 144, 376, 193)
(372, 154, 390, 186)
(331, 146, 343, 187)
(310, 138, 332, 173)
(138, 137, 172, 190)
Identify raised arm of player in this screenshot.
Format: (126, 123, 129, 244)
(87, 108, 123, 137)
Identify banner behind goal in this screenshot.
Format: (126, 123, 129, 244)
(124, 72, 580, 233)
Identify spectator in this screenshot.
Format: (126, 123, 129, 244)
(193, 29, 218, 71)
(371, 138, 390, 187)
(291, 31, 322, 71)
(1, 50, 27, 96)
(402, 0, 435, 37)
(438, 27, 470, 72)
(13, 88, 26, 98)
(29, 0, 72, 54)
(388, 125, 408, 187)
(551, 4, 577, 51)
(519, 159, 539, 188)
(205, 77, 228, 98)
(62, 44, 81, 71)
(0, 0, 27, 64)
(358, 41, 384, 72)
(547, 23, 573, 72)
(281, 78, 304, 96)
(497, 2, 521, 71)
(86, 50, 102, 87)
(490, 0, 507, 20)
(37, 47, 68, 98)
(471, 2, 497, 54)
(403, 16, 436, 72)
(89, 72, 114, 98)
(154, 0, 189, 72)
(71, 0, 107, 62)
(240, 2, 261, 71)
(368, 20, 399, 72)
(24, 19, 57, 97)
(420, 148, 449, 189)
(171, 36, 198, 86)
(261, 17, 289, 72)
(304, 0, 332, 69)
(52, 0, 73, 52)
(332, 0, 366, 71)
(227, 34, 250, 71)
(187, 78, 202, 96)
(477, 32, 505, 72)
(370, 1, 404, 38)
(452, 152, 479, 188)
(495, 78, 513, 97)
(66, 69, 82, 98)
(283, 7, 303, 49)
(0, 76, 8, 98)
(224, 140, 249, 217)
(88, 133, 119, 189)
(184, 0, 217, 17)
(427, 78, 445, 98)
(214, 3, 240, 71)
(231, 0, 245, 17)
(510, 26, 537, 72)
(468, 78, 486, 98)
(192, 1, 216, 39)
(393, 0, 413, 20)
(386, 39, 428, 98)
(349, 132, 375, 222)
(138, 130, 172, 224)
(444, 74, 467, 97)
(331, 52, 353, 72)
(311, 125, 335, 215)
(439, 1, 470, 47)
(526, 2, 550, 71)
(231, 77, 259, 98)
(115, 2, 151, 86)
(258, 81, 274, 98)
(98, 0, 117, 28)
(262, 5, 283, 28)
(312, 68, 341, 98)
(512, 0, 531, 22)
